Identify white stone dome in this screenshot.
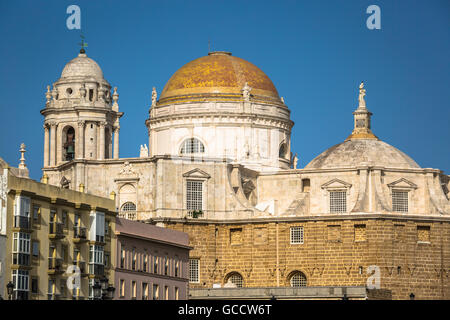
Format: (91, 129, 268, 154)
(305, 139, 420, 170)
(60, 51, 104, 79)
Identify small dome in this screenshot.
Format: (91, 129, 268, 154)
(305, 139, 420, 170)
(159, 51, 280, 105)
(61, 52, 103, 79)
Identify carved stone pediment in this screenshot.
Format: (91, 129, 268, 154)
(182, 168, 211, 179)
(321, 178, 352, 190)
(387, 178, 418, 190)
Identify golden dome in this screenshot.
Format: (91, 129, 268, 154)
(158, 52, 280, 105)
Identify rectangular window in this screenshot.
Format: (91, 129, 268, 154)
(290, 226, 304, 244)
(392, 191, 408, 212)
(14, 196, 31, 229)
(175, 260, 179, 277)
(165, 286, 169, 300)
(60, 279, 66, 298)
(417, 226, 431, 243)
(187, 180, 203, 213)
(354, 224, 367, 242)
(153, 256, 159, 273)
(330, 191, 346, 213)
(164, 257, 169, 275)
(32, 205, 40, 224)
(89, 245, 104, 275)
(143, 254, 148, 272)
(142, 283, 148, 300)
(153, 284, 159, 300)
(31, 277, 38, 294)
(131, 281, 137, 299)
(62, 210, 68, 229)
(189, 258, 200, 283)
(32, 241, 39, 258)
(175, 287, 179, 300)
(12, 269, 29, 300)
(120, 245, 125, 269)
(120, 279, 125, 297)
(132, 248, 136, 270)
(12, 232, 31, 266)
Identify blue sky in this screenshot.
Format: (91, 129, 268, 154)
(0, 0, 449, 180)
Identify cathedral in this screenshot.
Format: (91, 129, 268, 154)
(39, 48, 450, 299)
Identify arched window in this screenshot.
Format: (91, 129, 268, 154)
(63, 126, 76, 161)
(225, 272, 244, 288)
(180, 138, 205, 154)
(279, 143, 287, 158)
(289, 271, 307, 287)
(120, 202, 136, 220)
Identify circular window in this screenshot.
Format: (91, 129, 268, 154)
(66, 88, 73, 96)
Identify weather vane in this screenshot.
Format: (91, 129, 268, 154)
(79, 34, 88, 53)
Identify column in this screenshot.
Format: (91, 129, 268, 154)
(50, 122, 57, 166)
(114, 126, 120, 159)
(99, 122, 106, 160)
(43, 124, 49, 167)
(76, 121, 85, 159)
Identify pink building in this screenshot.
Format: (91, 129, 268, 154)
(114, 218, 191, 300)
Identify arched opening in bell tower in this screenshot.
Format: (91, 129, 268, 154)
(62, 126, 76, 161)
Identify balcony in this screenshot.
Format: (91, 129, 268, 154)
(89, 263, 105, 276)
(118, 211, 137, 220)
(49, 222, 64, 239)
(48, 257, 63, 274)
(73, 226, 87, 243)
(73, 260, 87, 275)
(13, 216, 31, 230)
(12, 253, 30, 267)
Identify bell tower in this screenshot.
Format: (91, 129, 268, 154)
(41, 48, 123, 169)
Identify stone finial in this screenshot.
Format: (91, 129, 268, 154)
(140, 144, 149, 158)
(51, 84, 58, 101)
(18, 143, 27, 169)
(358, 81, 366, 108)
(109, 191, 116, 200)
(41, 173, 48, 184)
(292, 153, 299, 169)
(280, 97, 285, 104)
(45, 85, 52, 105)
(79, 183, 85, 193)
(242, 82, 252, 101)
(151, 87, 157, 107)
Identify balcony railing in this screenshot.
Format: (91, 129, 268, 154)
(118, 211, 137, 221)
(89, 263, 105, 276)
(49, 222, 64, 238)
(14, 216, 31, 229)
(48, 257, 63, 271)
(12, 253, 30, 266)
(73, 260, 86, 274)
(73, 226, 87, 240)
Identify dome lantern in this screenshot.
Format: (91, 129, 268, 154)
(346, 82, 378, 141)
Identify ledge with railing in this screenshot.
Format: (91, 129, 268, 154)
(13, 215, 31, 230)
(49, 222, 65, 238)
(48, 257, 63, 273)
(73, 226, 87, 241)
